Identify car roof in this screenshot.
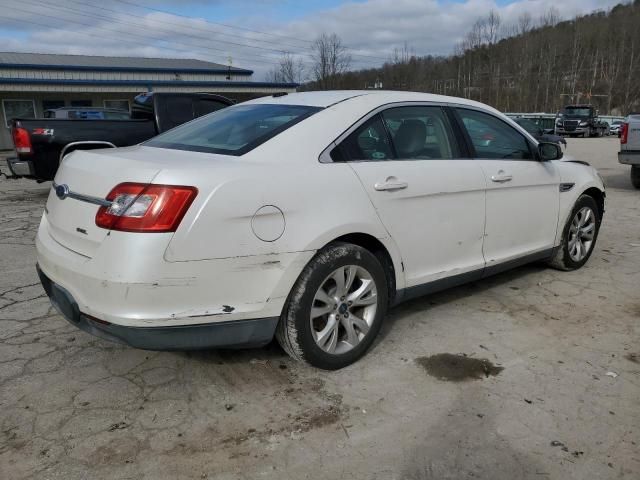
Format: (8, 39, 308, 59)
(244, 90, 496, 111)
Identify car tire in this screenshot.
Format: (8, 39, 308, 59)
(631, 166, 640, 189)
(548, 195, 601, 271)
(276, 242, 388, 370)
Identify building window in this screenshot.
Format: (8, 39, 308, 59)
(104, 99, 130, 112)
(42, 100, 65, 111)
(2, 99, 36, 127)
(71, 100, 92, 107)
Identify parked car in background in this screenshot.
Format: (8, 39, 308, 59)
(36, 91, 605, 369)
(7, 92, 233, 181)
(609, 120, 624, 137)
(513, 117, 567, 147)
(618, 114, 640, 189)
(43, 107, 131, 120)
(555, 104, 608, 137)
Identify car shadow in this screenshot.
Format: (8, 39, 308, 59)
(377, 262, 548, 343)
(175, 263, 549, 367)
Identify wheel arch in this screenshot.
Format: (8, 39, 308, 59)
(582, 186, 605, 219)
(323, 232, 402, 305)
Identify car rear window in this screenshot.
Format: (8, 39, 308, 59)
(145, 103, 322, 156)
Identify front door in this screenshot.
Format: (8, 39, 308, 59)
(455, 108, 560, 265)
(333, 105, 487, 288)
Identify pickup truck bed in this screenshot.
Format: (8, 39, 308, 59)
(7, 92, 232, 181)
(10, 119, 156, 180)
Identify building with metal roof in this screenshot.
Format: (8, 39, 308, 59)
(0, 51, 297, 150)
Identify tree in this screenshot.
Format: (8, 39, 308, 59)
(310, 33, 352, 89)
(265, 52, 305, 84)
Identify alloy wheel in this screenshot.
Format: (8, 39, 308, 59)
(310, 265, 378, 355)
(568, 206, 596, 262)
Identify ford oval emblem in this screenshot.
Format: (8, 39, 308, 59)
(55, 184, 70, 200)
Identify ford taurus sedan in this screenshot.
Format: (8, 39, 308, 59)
(37, 91, 605, 369)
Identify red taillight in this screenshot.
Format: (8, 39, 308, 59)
(95, 183, 198, 233)
(621, 122, 629, 144)
(12, 126, 32, 154)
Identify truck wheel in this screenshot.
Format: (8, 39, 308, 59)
(631, 166, 640, 189)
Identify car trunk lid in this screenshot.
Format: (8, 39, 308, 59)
(44, 147, 161, 257)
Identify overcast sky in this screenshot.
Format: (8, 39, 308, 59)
(0, 0, 628, 79)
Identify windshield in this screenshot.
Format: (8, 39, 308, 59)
(145, 103, 322, 156)
(562, 107, 592, 117)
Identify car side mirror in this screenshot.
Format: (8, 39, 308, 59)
(538, 142, 563, 161)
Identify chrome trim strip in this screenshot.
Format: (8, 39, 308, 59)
(52, 182, 113, 207)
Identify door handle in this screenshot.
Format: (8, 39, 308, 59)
(374, 177, 408, 191)
(491, 171, 513, 183)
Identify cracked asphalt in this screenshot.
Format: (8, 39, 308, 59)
(0, 137, 638, 480)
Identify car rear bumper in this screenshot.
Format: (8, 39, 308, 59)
(618, 151, 640, 165)
(36, 213, 314, 333)
(37, 264, 279, 350)
(6, 157, 34, 177)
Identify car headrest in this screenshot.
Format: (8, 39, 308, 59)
(394, 119, 426, 157)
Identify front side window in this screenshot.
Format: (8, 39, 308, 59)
(457, 109, 533, 160)
(146, 104, 321, 156)
(382, 106, 458, 159)
(332, 105, 459, 162)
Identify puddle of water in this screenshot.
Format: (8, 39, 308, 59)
(416, 353, 504, 382)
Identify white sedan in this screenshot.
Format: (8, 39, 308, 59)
(37, 91, 605, 369)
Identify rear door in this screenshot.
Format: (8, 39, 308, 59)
(337, 104, 487, 288)
(455, 107, 560, 265)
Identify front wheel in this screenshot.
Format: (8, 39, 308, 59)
(631, 166, 640, 189)
(276, 242, 388, 370)
(548, 195, 601, 271)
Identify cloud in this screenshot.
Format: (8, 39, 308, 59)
(0, 0, 628, 80)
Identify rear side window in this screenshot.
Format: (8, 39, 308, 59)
(332, 105, 459, 162)
(382, 106, 458, 159)
(333, 114, 393, 161)
(457, 109, 533, 160)
(193, 99, 229, 118)
(161, 96, 194, 130)
(146, 104, 322, 156)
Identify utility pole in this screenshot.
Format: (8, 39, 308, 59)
(226, 56, 233, 81)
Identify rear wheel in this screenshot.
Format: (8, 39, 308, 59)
(548, 195, 601, 271)
(631, 166, 640, 189)
(276, 242, 388, 370)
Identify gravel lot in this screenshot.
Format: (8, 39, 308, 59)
(0, 137, 638, 480)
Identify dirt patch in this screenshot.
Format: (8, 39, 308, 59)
(221, 404, 343, 446)
(416, 353, 504, 382)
